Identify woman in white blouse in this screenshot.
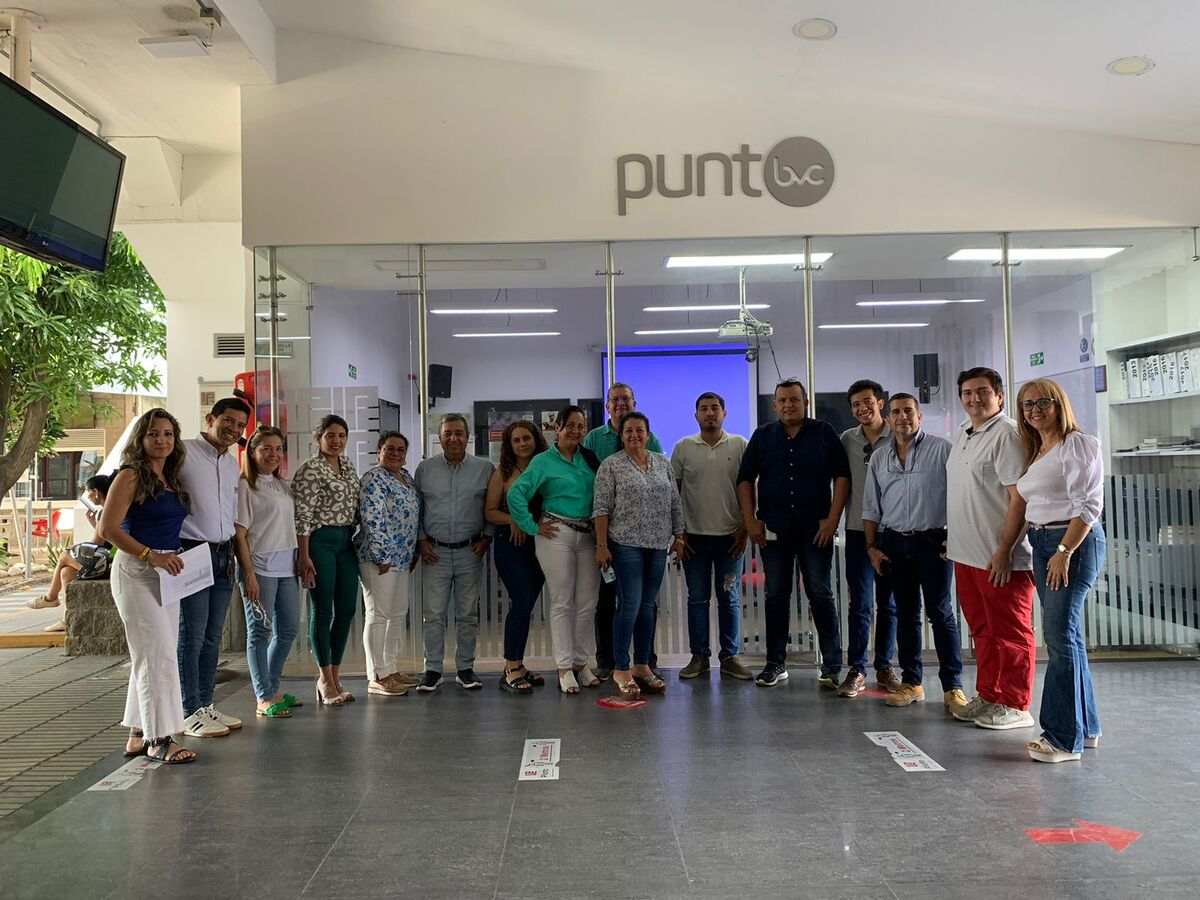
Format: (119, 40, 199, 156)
(233, 426, 301, 719)
(1014, 379, 1106, 764)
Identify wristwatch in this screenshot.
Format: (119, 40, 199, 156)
(1056, 543, 1072, 556)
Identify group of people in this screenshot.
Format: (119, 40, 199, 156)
(101, 364, 1106, 767)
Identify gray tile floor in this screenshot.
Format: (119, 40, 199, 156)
(0, 659, 1197, 899)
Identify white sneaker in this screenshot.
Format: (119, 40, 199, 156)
(951, 694, 988, 722)
(205, 705, 242, 731)
(183, 710, 230, 738)
(1085, 735, 1100, 749)
(974, 704, 1035, 730)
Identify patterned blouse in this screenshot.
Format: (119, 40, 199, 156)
(592, 450, 683, 550)
(355, 465, 420, 568)
(292, 455, 360, 537)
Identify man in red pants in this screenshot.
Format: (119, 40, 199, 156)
(946, 367, 1036, 730)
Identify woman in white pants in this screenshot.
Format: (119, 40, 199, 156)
(507, 406, 602, 694)
(356, 431, 421, 696)
(98, 408, 194, 765)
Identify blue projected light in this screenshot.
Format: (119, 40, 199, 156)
(602, 345, 752, 451)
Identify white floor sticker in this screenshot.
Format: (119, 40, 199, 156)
(864, 731, 945, 773)
(88, 756, 162, 792)
(518, 738, 560, 781)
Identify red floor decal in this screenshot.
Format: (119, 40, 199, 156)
(1025, 819, 1142, 853)
(597, 697, 647, 710)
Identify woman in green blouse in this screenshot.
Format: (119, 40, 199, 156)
(293, 414, 361, 705)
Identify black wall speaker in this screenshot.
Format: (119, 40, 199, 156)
(429, 364, 453, 399)
(913, 353, 939, 404)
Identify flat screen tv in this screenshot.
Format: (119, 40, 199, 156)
(0, 74, 125, 271)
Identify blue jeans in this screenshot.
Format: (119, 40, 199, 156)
(178, 541, 234, 716)
(610, 542, 667, 670)
(877, 529, 963, 691)
(682, 533, 743, 659)
(1031, 525, 1106, 753)
(494, 527, 545, 661)
(844, 530, 897, 674)
(760, 526, 842, 673)
(243, 574, 300, 701)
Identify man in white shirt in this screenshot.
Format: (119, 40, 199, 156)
(946, 367, 1037, 731)
(671, 392, 752, 681)
(178, 397, 250, 738)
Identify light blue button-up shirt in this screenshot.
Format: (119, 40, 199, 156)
(413, 453, 495, 544)
(862, 431, 951, 532)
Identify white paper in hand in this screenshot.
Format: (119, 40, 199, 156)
(158, 544, 215, 606)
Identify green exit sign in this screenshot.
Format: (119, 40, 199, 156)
(348, 364, 358, 380)
(1029, 352, 1045, 367)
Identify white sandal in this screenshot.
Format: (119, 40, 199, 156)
(574, 666, 600, 688)
(558, 670, 579, 694)
(1026, 737, 1082, 763)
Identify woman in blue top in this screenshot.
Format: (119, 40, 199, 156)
(98, 408, 194, 765)
(356, 431, 421, 697)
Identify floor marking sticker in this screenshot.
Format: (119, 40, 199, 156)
(88, 756, 162, 792)
(518, 738, 560, 781)
(596, 697, 647, 710)
(864, 731, 945, 772)
(1025, 819, 1142, 853)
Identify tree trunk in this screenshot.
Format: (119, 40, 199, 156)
(0, 396, 50, 500)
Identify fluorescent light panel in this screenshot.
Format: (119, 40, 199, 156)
(634, 328, 721, 335)
(452, 331, 561, 338)
(374, 258, 547, 272)
(665, 252, 833, 268)
(642, 304, 770, 312)
(856, 298, 985, 307)
(819, 323, 928, 329)
(431, 308, 556, 315)
(948, 247, 1126, 262)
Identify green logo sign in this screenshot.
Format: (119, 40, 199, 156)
(348, 364, 358, 380)
(1029, 352, 1044, 367)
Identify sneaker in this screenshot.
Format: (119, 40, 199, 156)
(755, 663, 789, 687)
(719, 655, 754, 680)
(817, 671, 840, 690)
(836, 671, 867, 698)
(416, 671, 442, 693)
(389, 672, 421, 688)
(1085, 735, 1100, 749)
(943, 688, 970, 718)
(183, 710, 230, 738)
(368, 679, 407, 696)
(44, 619, 66, 633)
(974, 705, 1035, 730)
(884, 683, 925, 707)
(455, 669, 483, 690)
(26, 594, 58, 609)
(876, 667, 902, 693)
(952, 694, 989, 722)
(1027, 737, 1082, 764)
(205, 706, 242, 730)
(679, 655, 710, 679)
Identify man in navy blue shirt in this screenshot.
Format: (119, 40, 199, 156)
(737, 379, 851, 687)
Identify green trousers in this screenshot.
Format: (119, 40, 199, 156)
(308, 525, 359, 666)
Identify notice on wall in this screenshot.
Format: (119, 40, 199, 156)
(518, 738, 561, 781)
(864, 731, 944, 773)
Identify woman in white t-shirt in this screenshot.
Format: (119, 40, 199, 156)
(233, 426, 301, 719)
(1014, 379, 1106, 764)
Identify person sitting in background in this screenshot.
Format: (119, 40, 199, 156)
(31, 474, 113, 633)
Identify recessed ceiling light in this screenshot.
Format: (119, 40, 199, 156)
(818, 323, 928, 329)
(138, 35, 210, 58)
(634, 328, 721, 336)
(856, 299, 986, 307)
(793, 18, 837, 40)
(432, 308, 556, 315)
(1106, 56, 1154, 77)
(948, 247, 1126, 262)
(374, 258, 548, 273)
(452, 331, 561, 338)
(642, 304, 770, 312)
(665, 253, 833, 268)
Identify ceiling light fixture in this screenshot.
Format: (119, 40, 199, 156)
(948, 247, 1126, 262)
(374, 258, 547, 273)
(1106, 56, 1154, 76)
(642, 304, 770, 312)
(634, 328, 721, 336)
(855, 298, 986, 307)
(137, 35, 210, 58)
(793, 18, 838, 40)
(431, 308, 557, 315)
(255, 311, 289, 321)
(452, 331, 561, 338)
(665, 253, 833, 268)
(818, 323, 929, 330)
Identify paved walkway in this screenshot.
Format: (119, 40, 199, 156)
(0, 584, 62, 636)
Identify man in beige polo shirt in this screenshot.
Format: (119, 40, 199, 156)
(671, 392, 752, 680)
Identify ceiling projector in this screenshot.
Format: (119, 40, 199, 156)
(719, 311, 774, 339)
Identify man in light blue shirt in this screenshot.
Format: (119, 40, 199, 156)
(862, 393, 964, 711)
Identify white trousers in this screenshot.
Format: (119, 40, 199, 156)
(535, 527, 600, 669)
(112, 551, 185, 741)
(359, 562, 411, 680)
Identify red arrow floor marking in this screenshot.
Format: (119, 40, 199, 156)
(1025, 819, 1142, 853)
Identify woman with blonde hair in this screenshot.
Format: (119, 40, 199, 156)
(98, 408, 194, 764)
(1014, 378, 1106, 763)
(233, 426, 301, 718)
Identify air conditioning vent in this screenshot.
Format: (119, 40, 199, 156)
(213, 333, 246, 358)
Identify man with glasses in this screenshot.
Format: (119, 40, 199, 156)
(863, 394, 965, 710)
(946, 367, 1036, 729)
(583, 383, 663, 678)
(837, 380, 899, 698)
(737, 378, 850, 688)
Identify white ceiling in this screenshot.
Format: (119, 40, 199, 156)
(262, 0, 1200, 144)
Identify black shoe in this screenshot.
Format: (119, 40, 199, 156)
(755, 663, 789, 687)
(416, 671, 442, 693)
(817, 671, 840, 689)
(593, 667, 612, 682)
(456, 669, 483, 690)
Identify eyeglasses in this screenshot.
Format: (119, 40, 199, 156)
(1020, 398, 1056, 412)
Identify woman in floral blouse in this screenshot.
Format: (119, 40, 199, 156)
(356, 431, 421, 697)
(293, 414, 361, 705)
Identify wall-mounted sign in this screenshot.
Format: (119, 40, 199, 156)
(1029, 352, 1045, 367)
(616, 137, 834, 215)
(347, 364, 358, 380)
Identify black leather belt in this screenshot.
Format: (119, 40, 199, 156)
(1028, 520, 1072, 530)
(181, 538, 233, 552)
(430, 534, 483, 550)
(882, 527, 945, 538)
(544, 513, 592, 534)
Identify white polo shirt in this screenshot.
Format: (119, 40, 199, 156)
(670, 431, 747, 536)
(945, 413, 1032, 571)
(179, 435, 240, 543)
